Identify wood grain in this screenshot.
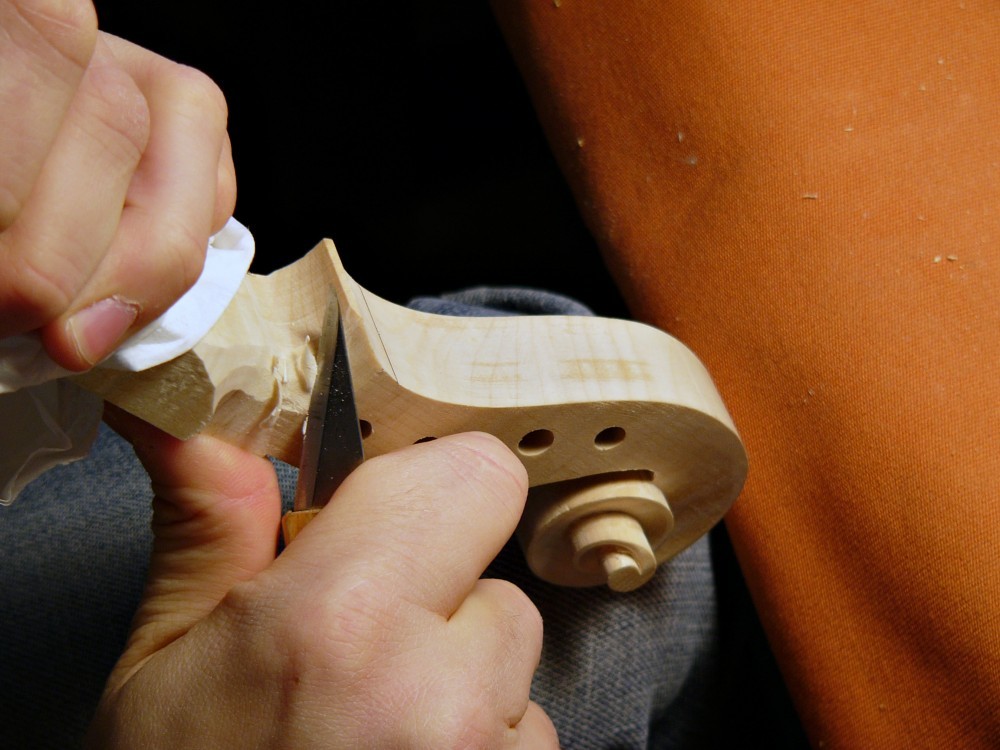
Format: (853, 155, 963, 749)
(77, 240, 747, 589)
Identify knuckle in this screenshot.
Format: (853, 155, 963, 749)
(79, 63, 151, 164)
(498, 580, 544, 639)
(167, 63, 228, 126)
(383, 671, 502, 749)
(13, 0, 98, 69)
(214, 144, 237, 223)
(483, 579, 543, 661)
(323, 580, 397, 653)
(430, 701, 503, 750)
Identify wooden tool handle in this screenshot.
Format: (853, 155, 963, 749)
(281, 508, 321, 545)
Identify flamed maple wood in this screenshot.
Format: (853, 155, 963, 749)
(77, 241, 746, 590)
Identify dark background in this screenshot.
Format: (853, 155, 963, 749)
(93, 1, 629, 317)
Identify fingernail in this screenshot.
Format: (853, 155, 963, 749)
(67, 297, 140, 366)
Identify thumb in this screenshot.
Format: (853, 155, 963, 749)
(104, 406, 282, 675)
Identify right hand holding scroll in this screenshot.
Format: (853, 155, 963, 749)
(89, 414, 558, 749)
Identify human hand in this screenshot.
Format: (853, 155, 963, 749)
(0, 0, 235, 371)
(88, 413, 558, 748)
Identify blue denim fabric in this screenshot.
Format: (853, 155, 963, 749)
(0, 289, 792, 748)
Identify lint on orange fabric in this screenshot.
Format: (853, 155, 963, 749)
(493, 1, 999, 747)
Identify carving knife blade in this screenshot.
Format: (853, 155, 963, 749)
(282, 292, 365, 542)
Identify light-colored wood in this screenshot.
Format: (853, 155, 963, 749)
(281, 508, 321, 544)
(76, 240, 748, 590)
(571, 512, 658, 593)
(523, 476, 671, 591)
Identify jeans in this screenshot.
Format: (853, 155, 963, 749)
(0, 289, 802, 748)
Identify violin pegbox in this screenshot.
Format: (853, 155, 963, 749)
(78, 240, 748, 592)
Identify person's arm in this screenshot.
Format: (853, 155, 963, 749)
(87, 413, 557, 748)
(0, 0, 233, 370)
(493, 2, 999, 746)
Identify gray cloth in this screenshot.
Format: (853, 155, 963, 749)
(0, 289, 802, 748)
(405, 290, 721, 747)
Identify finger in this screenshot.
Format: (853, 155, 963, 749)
(104, 406, 282, 665)
(274, 432, 529, 617)
(507, 701, 560, 750)
(447, 578, 544, 726)
(212, 131, 236, 234)
(0, 0, 96, 227)
(40, 33, 230, 369)
(387, 579, 543, 749)
(0, 36, 149, 348)
(104, 31, 228, 296)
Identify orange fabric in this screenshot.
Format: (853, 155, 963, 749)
(494, 2, 999, 746)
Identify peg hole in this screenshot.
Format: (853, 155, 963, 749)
(595, 427, 626, 450)
(518, 429, 554, 456)
(359, 420, 373, 439)
(414, 436, 437, 444)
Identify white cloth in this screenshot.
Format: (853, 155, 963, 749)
(0, 218, 255, 504)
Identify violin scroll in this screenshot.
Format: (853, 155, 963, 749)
(77, 240, 748, 591)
